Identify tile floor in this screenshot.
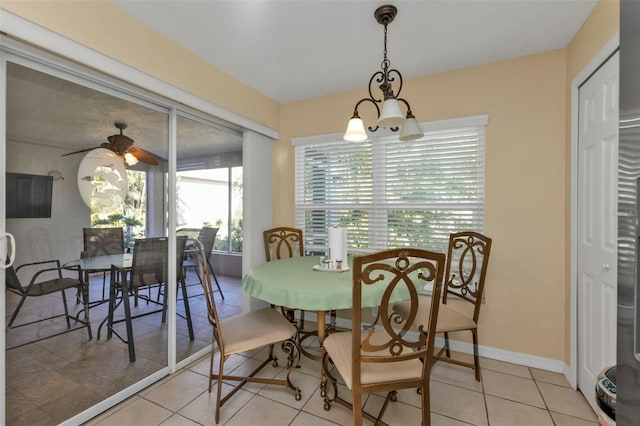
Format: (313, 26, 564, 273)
(5, 271, 243, 425)
(85, 340, 598, 426)
(6, 270, 597, 426)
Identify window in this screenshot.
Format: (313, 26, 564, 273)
(92, 169, 147, 249)
(176, 166, 243, 253)
(294, 115, 487, 254)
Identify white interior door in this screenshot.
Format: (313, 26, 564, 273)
(577, 51, 619, 410)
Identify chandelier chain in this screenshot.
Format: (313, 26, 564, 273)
(382, 23, 390, 74)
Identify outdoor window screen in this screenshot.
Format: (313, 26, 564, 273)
(294, 115, 487, 254)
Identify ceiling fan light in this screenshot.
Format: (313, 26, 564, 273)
(344, 115, 368, 142)
(399, 115, 424, 141)
(378, 98, 405, 128)
(124, 152, 139, 166)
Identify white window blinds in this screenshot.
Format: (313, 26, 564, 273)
(294, 115, 488, 254)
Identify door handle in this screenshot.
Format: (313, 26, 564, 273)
(602, 263, 611, 271)
(1, 232, 16, 268)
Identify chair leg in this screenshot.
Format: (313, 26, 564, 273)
(421, 377, 431, 426)
(121, 280, 136, 362)
(106, 277, 117, 340)
(352, 392, 362, 425)
(207, 259, 225, 299)
(102, 271, 107, 301)
(61, 289, 71, 329)
(300, 310, 305, 330)
(208, 338, 215, 393)
(8, 294, 29, 328)
(80, 282, 93, 340)
(179, 277, 194, 340)
(215, 352, 225, 424)
(472, 329, 481, 381)
(444, 331, 451, 358)
(161, 283, 168, 324)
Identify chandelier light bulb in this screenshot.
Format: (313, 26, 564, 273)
(399, 113, 424, 141)
(344, 114, 368, 142)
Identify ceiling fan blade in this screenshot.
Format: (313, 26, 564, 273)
(61, 147, 99, 157)
(128, 146, 163, 166)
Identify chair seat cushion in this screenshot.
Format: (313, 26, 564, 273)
(392, 296, 477, 333)
(220, 308, 297, 355)
(323, 330, 424, 390)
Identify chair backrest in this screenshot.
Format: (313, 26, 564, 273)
(263, 227, 304, 261)
(5, 262, 24, 294)
(194, 239, 223, 350)
(129, 236, 187, 288)
(83, 227, 124, 257)
(197, 227, 218, 254)
(442, 231, 492, 322)
(352, 248, 445, 389)
(176, 228, 201, 239)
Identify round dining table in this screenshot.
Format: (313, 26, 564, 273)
(242, 255, 412, 394)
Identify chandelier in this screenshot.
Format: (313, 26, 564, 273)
(343, 4, 424, 142)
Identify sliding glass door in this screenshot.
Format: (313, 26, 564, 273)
(174, 113, 243, 364)
(2, 58, 172, 424)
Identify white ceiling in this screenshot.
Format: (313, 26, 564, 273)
(110, 0, 598, 104)
(7, 0, 598, 160)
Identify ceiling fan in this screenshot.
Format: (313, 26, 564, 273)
(62, 122, 162, 166)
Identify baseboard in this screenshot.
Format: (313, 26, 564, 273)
(300, 311, 565, 373)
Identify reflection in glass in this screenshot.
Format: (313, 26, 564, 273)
(5, 61, 170, 424)
(77, 148, 128, 211)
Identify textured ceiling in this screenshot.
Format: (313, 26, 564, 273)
(6, 63, 243, 162)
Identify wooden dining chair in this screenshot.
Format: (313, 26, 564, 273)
(263, 226, 337, 342)
(322, 248, 445, 425)
(391, 231, 492, 381)
(194, 239, 301, 424)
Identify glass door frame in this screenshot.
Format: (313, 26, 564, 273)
(0, 36, 231, 425)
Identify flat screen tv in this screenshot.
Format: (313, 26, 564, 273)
(5, 172, 54, 218)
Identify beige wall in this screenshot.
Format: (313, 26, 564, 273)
(1, 0, 280, 131)
(2, 0, 619, 362)
(277, 0, 619, 362)
(564, 0, 619, 363)
(279, 50, 568, 360)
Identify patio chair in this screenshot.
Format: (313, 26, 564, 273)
(391, 231, 492, 381)
(104, 236, 194, 362)
(182, 227, 224, 299)
(194, 238, 301, 424)
(6, 258, 92, 349)
(322, 248, 445, 425)
(82, 227, 125, 300)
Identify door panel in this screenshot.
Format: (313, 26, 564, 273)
(577, 51, 619, 411)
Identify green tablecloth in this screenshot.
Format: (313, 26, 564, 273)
(242, 256, 408, 311)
